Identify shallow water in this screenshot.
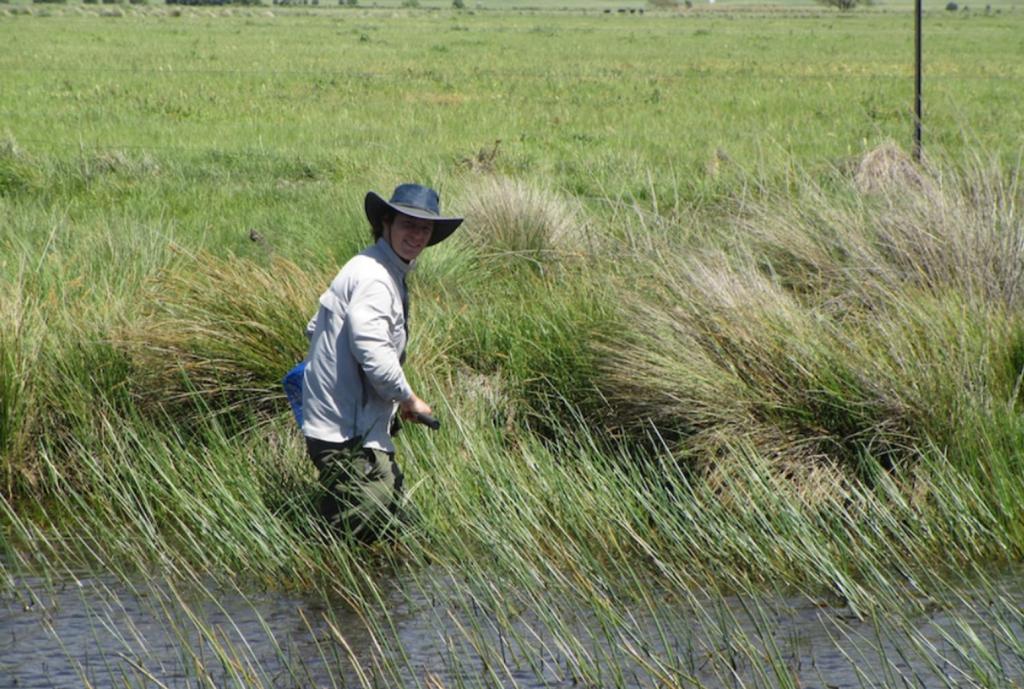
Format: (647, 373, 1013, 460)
(2, 564, 1023, 689)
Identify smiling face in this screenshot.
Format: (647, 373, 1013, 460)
(383, 213, 434, 262)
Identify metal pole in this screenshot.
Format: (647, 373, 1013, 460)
(914, 0, 923, 162)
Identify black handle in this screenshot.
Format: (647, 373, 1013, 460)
(414, 413, 441, 430)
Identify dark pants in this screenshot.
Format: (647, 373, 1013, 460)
(305, 436, 404, 544)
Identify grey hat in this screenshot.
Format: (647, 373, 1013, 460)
(365, 183, 463, 246)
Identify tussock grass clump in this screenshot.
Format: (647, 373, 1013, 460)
(118, 251, 324, 426)
(417, 179, 618, 430)
(854, 141, 929, 195)
(599, 252, 919, 475)
(0, 254, 136, 502)
(752, 153, 1024, 313)
(0, 281, 45, 496)
(456, 175, 588, 269)
(0, 137, 43, 197)
(80, 149, 161, 181)
(598, 152, 1024, 482)
(431, 264, 619, 434)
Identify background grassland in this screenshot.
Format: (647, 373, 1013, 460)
(1, 0, 1024, 618)
(2, 4, 1023, 196)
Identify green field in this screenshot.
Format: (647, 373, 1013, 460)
(3, 3, 1024, 687)
(1, 2, 1021, 264)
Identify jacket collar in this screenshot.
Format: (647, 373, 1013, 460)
(371, 238, 415, 278)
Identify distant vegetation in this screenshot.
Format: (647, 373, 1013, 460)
(815, 0, 858, 9)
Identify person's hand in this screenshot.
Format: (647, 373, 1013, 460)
(399, 394, 432, 421)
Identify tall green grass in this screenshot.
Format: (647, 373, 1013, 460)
(4, 391, 1024, 687)
(3, 144, 1023, 587)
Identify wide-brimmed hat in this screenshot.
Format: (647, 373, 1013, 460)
(365, 183, 463, 246)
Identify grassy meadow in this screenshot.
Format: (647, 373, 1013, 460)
(3, 1, 1024, 687)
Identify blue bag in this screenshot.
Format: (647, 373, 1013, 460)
(282, 361, 307, 427)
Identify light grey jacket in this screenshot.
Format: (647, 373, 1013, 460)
(301, 239, 413, 452)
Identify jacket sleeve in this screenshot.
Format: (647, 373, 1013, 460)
(347, 279, 413, 403)
(304, 311, 318, 341)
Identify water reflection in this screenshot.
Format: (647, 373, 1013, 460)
(2, 564, 1023, 688)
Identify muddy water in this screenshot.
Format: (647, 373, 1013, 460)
(2, 565, 1023, 689)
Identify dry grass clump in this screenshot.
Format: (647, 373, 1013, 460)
(699, 441, 859, 518)
(456, 175, 587, 267)
(752, 152, 1024, 313)
(597, 155, 1024, 481)
(854, 142, 929, 196)
(438, 367, 518, 437)
(82, 150, 161, 179)
(117, 250, 324, 424)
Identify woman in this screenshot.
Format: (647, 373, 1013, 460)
(301, 183, 462, 542)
